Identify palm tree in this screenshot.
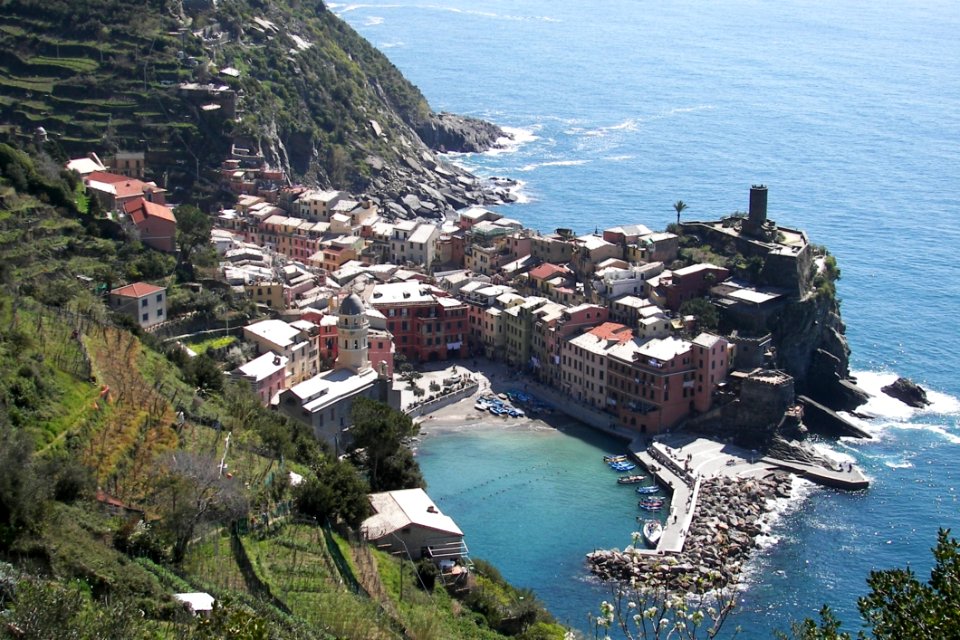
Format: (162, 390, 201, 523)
(673, 200, 688, 225)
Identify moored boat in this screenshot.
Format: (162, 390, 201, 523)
(642, 519, 663, 547)
(617, 474, 646, 484)
(636, 485, 660, 494)
(609, 462, 636, 472)
(603, 454, 628, 463)
(638, 503, 663, 511)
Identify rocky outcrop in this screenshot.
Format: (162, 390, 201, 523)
(361, 150, 518, 221)
(881, 377, 930, 408)
(770, 294, 869, 412)
(415, 112, 509, 154)
(586, 474, 793, 593)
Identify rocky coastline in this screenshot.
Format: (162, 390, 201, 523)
(586, 473, 794, 593)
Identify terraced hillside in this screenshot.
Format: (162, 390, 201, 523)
(0, 0, 505, 212)
(0, 3, 224, 187)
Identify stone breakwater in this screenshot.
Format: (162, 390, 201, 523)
(586, 473, 794, 592)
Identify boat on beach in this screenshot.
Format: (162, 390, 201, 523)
(642, 520, 663, 547)
(617, 474, 646, 484)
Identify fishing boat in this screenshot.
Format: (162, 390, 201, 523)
(609, 462, 636, 472)
(638, 503, 663, 512)
(603, 454, 628, 463)
(636, 485, 660, 494)
(642, 520, 663, 547)
(617, 474, 646, 485)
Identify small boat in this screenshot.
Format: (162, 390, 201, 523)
(489, 406, 504, 415)
(636, 485, 661, 494)
(638, 503, 663, 512)
(642, 520, 663, 547)
(603, 454, 627, 463)
(617, 475, 646, 485)
(638, 499, 664, 508)
(610, 462, 636, 472)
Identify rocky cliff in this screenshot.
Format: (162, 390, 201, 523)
(770, 292, 869, 411)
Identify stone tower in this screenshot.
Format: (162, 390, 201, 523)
(335, 293, 370, 374)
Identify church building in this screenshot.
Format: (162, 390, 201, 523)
(277, 293, 401, 450)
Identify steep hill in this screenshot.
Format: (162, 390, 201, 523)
(0, 0, 509, 216)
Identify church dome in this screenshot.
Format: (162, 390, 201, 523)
(339, 293, 365, 316)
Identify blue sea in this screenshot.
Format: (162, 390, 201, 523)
(335, 1, 960, 636)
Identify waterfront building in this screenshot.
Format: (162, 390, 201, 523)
(560, 322, 635, 409)
(605, 333, 731, 433)
(369, 281, 469, 362)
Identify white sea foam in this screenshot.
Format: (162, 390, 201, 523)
(603, 154, 635, 162)
(518, 159, 588, 172)
(379, 41, 404, 48)
(884, 459, 914, 469)
(841, 370, 960, 444)
(364, 15, 385, 26)
(756, 476, 816, 543)
(738, 477, 815, 587)
(577, 106, 716, 138)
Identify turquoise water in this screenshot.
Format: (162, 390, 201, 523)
(336, 1, 960, 636)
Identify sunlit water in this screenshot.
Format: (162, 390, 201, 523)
(335, 1, 960, 636)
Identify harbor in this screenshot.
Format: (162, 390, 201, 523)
(408, 358, 869, 594)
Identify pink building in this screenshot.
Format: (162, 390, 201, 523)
(124, 198, 178, 252)
(232, 351, 289, 405)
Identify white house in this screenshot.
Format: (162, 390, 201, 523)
(109, 282, 167, 329)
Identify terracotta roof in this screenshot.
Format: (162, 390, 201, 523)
(85, 171, 128, 184)
(110, 282, 166, 298)
(528, 263, 566, 280)
(588, 322, 634, 343)
(124, 198, 177, 224)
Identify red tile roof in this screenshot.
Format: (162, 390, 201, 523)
(124, 198, 177, 224)
(588, 322, 634, 343)
(85, 171, 129, 184)
(528, 263, 567, 280)
(110, 282, 166, 298)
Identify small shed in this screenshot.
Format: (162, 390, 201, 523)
(174, 592, 215, 616)
(361, 488, 467, 561)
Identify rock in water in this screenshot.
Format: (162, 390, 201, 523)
(881, 377, 930, 408)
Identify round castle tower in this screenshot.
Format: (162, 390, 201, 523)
(335, 293, 370, 374)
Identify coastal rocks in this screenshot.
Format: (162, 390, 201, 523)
(585, 473, 793, 594)
(881, 377, 930, 408)
(415, 112, 509, 154)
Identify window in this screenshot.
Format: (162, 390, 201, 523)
(141, 299, 148, 308)
(157, 309, 163, 317)
(141, 312, 149, 322)
(156, 294, 163, 303)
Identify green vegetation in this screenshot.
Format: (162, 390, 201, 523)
(185, 334, 237, 355)
(778, 529, 960, 639)
(0, 141, 561, 639)
(0, 0, 452, 195)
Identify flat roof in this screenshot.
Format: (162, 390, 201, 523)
(244, 319, 302, 348)
(235, 351, 288, 382)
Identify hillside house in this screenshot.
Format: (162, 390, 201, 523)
(109, 282, 167, 329)
(124, 198, 177, 252)
(361, 489, 467, 562)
